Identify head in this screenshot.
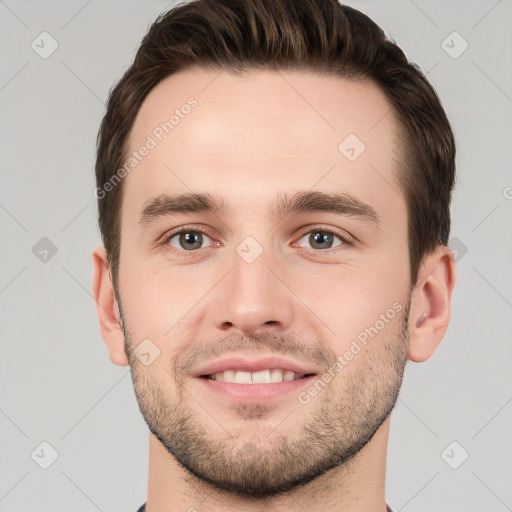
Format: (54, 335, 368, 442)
(92, 0, 456, 499)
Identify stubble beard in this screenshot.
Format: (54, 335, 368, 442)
(122, 300, 410, 499)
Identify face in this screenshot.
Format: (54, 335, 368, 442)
(117, 68, 411, 497)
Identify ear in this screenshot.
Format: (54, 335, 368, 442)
(408, 245, 456, 362)
(92, 246, 129, 366)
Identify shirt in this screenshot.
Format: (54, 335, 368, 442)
(137, 502, 395, 511)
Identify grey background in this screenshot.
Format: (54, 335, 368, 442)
(1, 0, 511, 510)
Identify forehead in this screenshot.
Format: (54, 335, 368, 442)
(124, 67, 403, 222)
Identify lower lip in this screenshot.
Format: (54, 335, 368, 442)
(197, 375, 317, 402)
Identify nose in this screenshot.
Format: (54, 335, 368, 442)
(210, 249, 295, 336)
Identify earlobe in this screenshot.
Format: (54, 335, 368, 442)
(408, 246, 456, 363)
(91, 246, 129, 367)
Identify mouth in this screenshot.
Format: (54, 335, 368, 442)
(200, 368, 316, 383)
(193, 354, 319, 379)
(192, 355, 320, 402)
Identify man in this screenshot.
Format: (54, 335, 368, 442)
(92, 0, 456, 510)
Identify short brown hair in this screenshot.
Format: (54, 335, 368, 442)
(95, 0, 456, 290)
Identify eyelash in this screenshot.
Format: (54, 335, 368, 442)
(159, 225, 353, 256)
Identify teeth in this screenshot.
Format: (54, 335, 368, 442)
(252, 369, 271, 383)
(211, 369, 306, 383)
(283, 370, 295, 382)
(222, 370, 235, 382)
(270, 368, 284, 383)
(234, 370, 252, 384)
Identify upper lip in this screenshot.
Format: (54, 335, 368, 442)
(194, 355, 319, 377)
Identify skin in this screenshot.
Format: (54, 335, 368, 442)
(92, 68, 456, 512)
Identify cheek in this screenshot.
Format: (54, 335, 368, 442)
(325, 305, 407, 396)
(118, 255, 210, 350)
(287, 253, 408, 344)
(117, 205, 179, 330)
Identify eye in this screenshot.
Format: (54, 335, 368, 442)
(295, 228, 347, 251)
(165, 228, 213, 252)
(160, 225, 351, 256)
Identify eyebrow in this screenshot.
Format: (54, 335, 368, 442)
(138, 190, 380, 227)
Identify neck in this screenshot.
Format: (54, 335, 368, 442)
(145, 417, 390, 512)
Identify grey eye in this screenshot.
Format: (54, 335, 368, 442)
(298, 230, 343, 250)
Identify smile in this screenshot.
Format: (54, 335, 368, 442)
(203, 368, 314, 384)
